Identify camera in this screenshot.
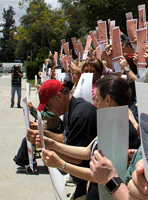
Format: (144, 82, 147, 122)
(12, 65, 19, 72)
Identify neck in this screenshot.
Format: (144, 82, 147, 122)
(64, 94, 72, 114)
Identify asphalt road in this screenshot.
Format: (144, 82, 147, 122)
(0, 75, 56, 200)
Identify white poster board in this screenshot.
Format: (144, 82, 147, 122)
(73, 73, 93, 104)
(35, 75, 39, 103)
(41, 71, 47, 84)
(135, 78, 148, 181)
(26, 83, 31, 103)
(97, 106, 129, 199)
(56, 69, 62, 81)
(37, 111, 45, 148)
(22, 97, 34, 171)
(48, 167, 66, 200)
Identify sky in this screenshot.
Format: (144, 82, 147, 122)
(0, 0, 61, 37)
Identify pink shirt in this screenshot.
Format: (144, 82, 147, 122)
(92, 83, 97, 106)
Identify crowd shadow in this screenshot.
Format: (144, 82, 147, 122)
(16, 165, 49, 175)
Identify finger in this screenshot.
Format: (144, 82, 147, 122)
(27, 128, 38, 136)
(93, 150, 103, 161)
(128, 149, 137, 154)
(135, 159, 144, 175)
(128, 192, 143, 200)
(99, 150, 104, 157)
(132, 170, 148, 194)
(128, 179, 148, 199)
(41, 154, 49, 167)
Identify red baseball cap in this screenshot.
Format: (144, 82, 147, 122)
(37, 79, 65, 111)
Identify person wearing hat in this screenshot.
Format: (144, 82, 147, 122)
(27, 79, 97, 199)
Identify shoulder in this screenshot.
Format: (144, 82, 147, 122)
(70, 97, 97, 117)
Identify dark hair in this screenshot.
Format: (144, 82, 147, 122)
(60, 86, 70, 95)
(122, 39, 133, 50)
(96, 76, 131, 106)
(128, 79, 136, 105)
(81, 58, 103, 78)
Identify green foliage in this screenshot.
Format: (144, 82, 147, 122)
(25, 60, 42, 79)
(0, 6, 16, 62)
(78, 0, 148, 33)
(15, 0, 71, 61)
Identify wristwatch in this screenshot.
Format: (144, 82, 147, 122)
(105, 177, 124, 194)
(124, 67, 130, 73)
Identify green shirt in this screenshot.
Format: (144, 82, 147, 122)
(125, 145, 142, 185)
(30, 106, 57, 120)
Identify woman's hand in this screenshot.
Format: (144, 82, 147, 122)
(41, 148, 65, 169)
(143, 46, 148, 65)
(119, 56, 130, 71)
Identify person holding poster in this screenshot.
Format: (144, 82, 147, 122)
(27, 79, 97, 199)
(122, 40, 138, 76)
(70, 67, 82, 95)
(81, 58, 103, 105)
(38, 58, 53, 77)
(90, 153, 148, 200)
(30, 76, 139, 200)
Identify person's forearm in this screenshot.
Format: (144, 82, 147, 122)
(44, 129, 63, 143)
(11, 72, 14, 78)
(50, 140, 91, 160)
(17, 71, 23, 77)
(55, 151, 83, 165)
(30, 106, 37, 119)
(126, 70, 137, 81)
(112, 183, 129, 200)
(62, 162, 96, 183)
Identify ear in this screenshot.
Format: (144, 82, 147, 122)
(56, 92, 63, 99)
(105, 94, 112, 107)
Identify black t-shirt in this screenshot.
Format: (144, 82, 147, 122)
(64, 96, 97, 199)
(11, 70, 23, 87)
(129, 120, 140, 149)
(65, 96, 97, 147)
(86, 140, 100, 200)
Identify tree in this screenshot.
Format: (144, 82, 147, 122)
(0, 6, 16, 62)
(58, 0, 89, 47)
(15, 0, 71, 61)
(59, 0, 148, 36)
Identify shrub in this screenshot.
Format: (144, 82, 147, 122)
(25, 60, 43, 80)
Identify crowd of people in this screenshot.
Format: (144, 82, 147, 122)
(12, 9, 148, 200)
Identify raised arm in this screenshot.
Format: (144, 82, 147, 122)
(119, 56, 137, 81)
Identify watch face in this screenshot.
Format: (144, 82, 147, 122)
(106, 179, 117, 192)
(125, 67, 130, 72)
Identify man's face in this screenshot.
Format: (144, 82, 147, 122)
(17, 65, 21, 70)
(47, 93, 65, 117)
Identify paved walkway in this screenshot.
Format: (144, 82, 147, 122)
(0, 75, 56, 200)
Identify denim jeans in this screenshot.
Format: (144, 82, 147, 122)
(11, 86, 21, 106)
(16, 137, 28, 160)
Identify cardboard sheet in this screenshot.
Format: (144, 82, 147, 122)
(135, 78, 148, 181)
(97, 106, 129, 199)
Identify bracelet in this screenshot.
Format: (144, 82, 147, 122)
(61, 162, 66, 171)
